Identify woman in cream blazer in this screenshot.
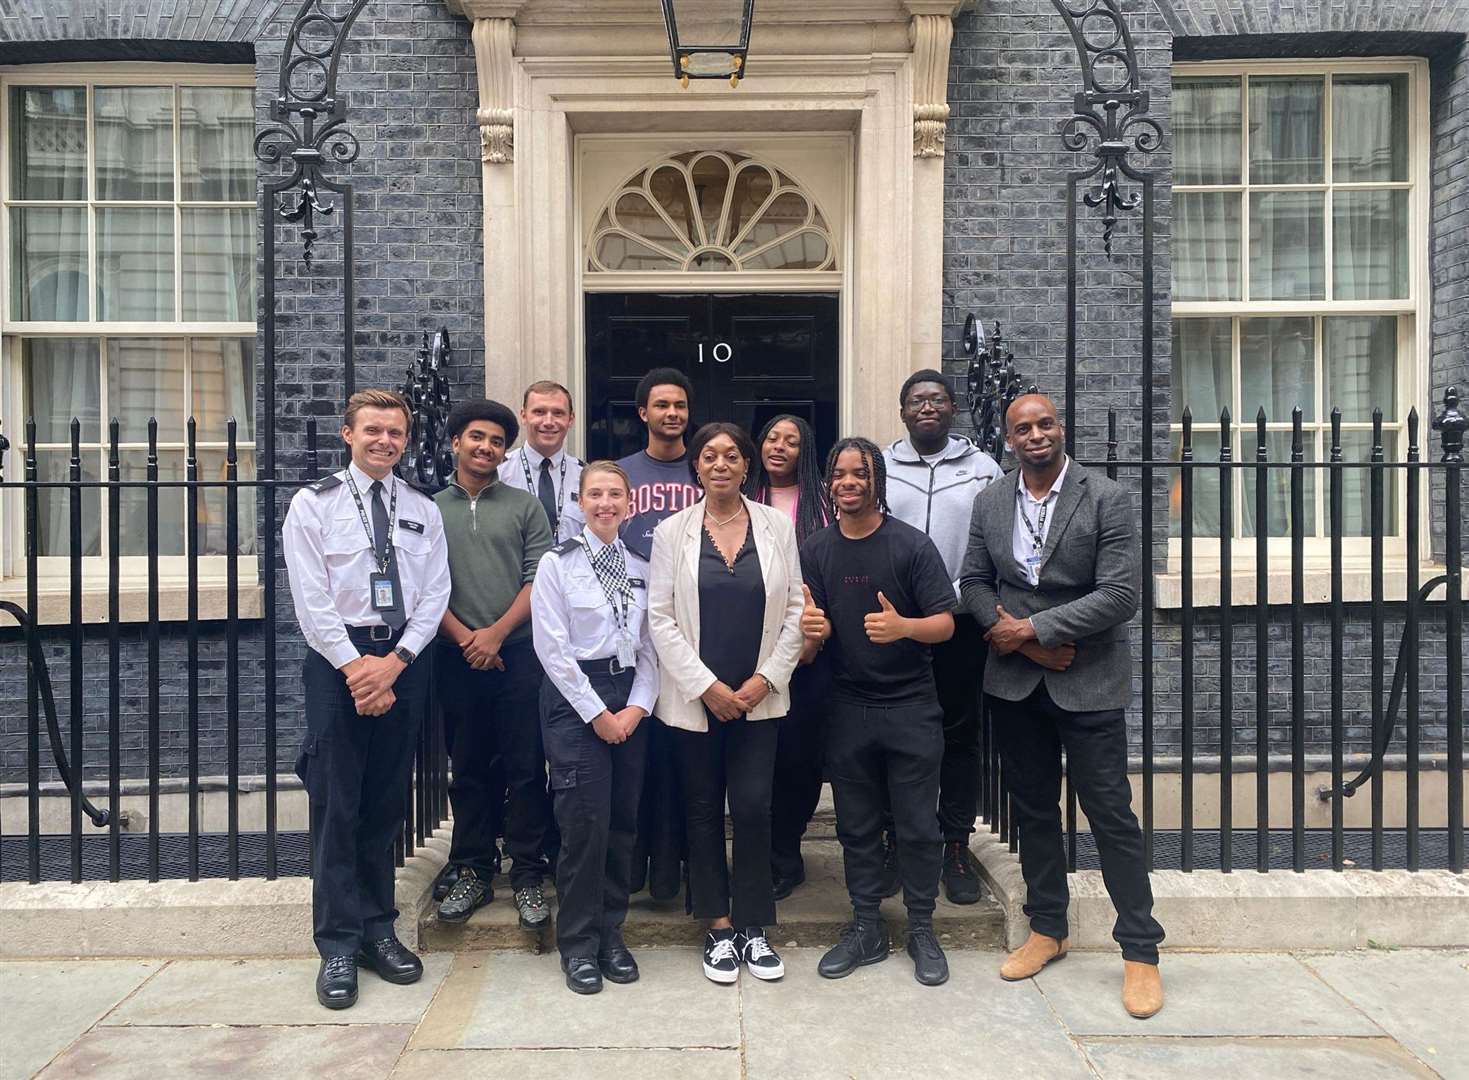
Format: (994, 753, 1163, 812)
(647, 422, 805, 984)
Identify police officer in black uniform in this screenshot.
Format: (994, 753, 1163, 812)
(284, 388, 451, 1009)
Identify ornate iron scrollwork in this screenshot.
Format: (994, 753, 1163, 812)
(1050, 0, 1163, 257)
(400, 328, 456, 493)
(254, 0, 371, 269)
(964, 313, 1032, 462)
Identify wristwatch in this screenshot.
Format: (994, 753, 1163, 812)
(393, 644, 417, 665)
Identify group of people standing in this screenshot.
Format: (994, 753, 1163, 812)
(283, 364, 1166, 1020)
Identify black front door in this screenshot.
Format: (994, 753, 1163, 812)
(584, 292, 839, 463)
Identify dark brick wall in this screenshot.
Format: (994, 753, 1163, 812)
(0, 0, 486, 786)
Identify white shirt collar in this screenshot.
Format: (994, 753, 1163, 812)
(580, 527, 620, 557)
(347, 461, 394, 493)
(521, 443, 566, 470)
(1017, 455, 1069, 504)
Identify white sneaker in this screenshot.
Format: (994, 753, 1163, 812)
(702, 929, 740, 984)
(737, 927, 785, 981)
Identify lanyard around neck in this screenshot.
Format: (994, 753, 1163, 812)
(521, 448, 568, 523)
(345, 471, 397, 572)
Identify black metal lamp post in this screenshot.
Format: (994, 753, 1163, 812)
(660, 0, 754, 87)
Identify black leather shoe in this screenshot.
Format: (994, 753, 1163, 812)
(356, 935, 423, 985)
(562, 955, 604, 995)
(817, 920, 889, 979)
(941, 841, 983, 905)
(598, 942, 640, 984)
(772, 866, 806, 902)
(878, 833, 901, 898)
(906, 923, 950, 986)
(316, 955, 358, 1009)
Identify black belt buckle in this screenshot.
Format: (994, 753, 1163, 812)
(371, 624, 392, 642)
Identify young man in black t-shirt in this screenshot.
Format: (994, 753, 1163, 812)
(799, 437, 956, 987)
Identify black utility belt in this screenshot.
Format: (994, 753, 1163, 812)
(347, 624, 402, 646)
(577, 656, 635, 677)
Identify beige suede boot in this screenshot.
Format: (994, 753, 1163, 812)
(998, 932, 1068, 981)
(1121, 960, 1164, 1019)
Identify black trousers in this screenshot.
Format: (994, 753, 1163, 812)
(770, 661, 830, 880)
(827, 699, 944, 921)
(674, 713, 779, 929)
(297, 641, 425, 959)
(438, 637, 553, 889)
(541, 670, 649, 960)
(988, 684, 1165, 964)
(934, 613, 986, 841)
(631, 718, 686, 900)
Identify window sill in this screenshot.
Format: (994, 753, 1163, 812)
(1154, 563, 1449, 609)
(0, 579, 264, 626)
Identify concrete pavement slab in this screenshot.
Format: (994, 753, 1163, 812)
(410, 950, 741, 1050)
(0, 959, 160, 1080)
(34, 1023, 413, 1080)
(1078, 1036, 1438, 1079)
(1301, 950, 1469, 1078)
(390, 1048, 742, 1079)
(100, 955, 452, 1027)
(738, 948, 1092, 1080)
(1033, 952, 1382, 1037)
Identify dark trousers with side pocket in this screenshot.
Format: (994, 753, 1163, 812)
(297, 643, 425, 959)
(541, 671, 650, 960)
(988, 684, 1165, 963)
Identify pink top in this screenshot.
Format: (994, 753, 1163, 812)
(767, 484, 798, 524)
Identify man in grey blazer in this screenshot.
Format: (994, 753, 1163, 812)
(959, 393, 1165, 1019)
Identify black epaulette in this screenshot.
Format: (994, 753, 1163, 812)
(552, 538, 582, 556)
(307, 473, 343, 494)
(573, 456, 585, 466)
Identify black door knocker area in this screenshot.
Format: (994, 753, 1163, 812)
(583, 292, 840, 463)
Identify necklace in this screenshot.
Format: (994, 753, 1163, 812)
(704, 504, 745, 528)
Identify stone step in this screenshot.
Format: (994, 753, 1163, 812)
(420, 838, 1006, 953)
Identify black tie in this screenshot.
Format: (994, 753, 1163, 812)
(537, 458, 559, 535)
(369, 480, 406, 629)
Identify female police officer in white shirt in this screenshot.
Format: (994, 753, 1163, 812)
(531, 460, 659, 995)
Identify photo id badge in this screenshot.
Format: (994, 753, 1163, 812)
(370, 572, 399, 613)
(616, 632, 637, 669)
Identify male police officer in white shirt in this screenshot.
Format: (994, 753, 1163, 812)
(284, 388, 451, 1010)
(499, 379, 586, 543)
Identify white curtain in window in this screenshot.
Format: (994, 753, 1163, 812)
(96, 208, 174, 321)
(1173, 192, 1240, 301)
(182, 209, 256, 321)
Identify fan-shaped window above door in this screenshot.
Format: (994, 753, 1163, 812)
(586, 150, 837, 274)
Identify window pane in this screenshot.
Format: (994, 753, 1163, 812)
(1324, 316, 1396, 422)
(1174, 77, 1241, 185)
(1171, 317, 1232, 425)
(107, 338, 187, 443)
(9, 86, 87, 200)
(118, 450, 185, 556)
(95, 86, 174, 201)
(97, 207, 174, 321)
(191, 338, 256, 442)
(1249, 191, 1324, 300)
(1241, 433, 1316, 537)
(33, 450, 101, 557)
(1248, 76, 1324, 184)
(1333, 74, 1408, 183)
(1173, 192, 1241, 301)
(1337, 431, 1398, 538)
(196, 450, 259, 556)
(1333, 190, 1408, 300)
(181, 209, 255, 321)
(9, 207, 88, 320)
(1169, 429, 1221, 538)
(180, 86, 255, 202)
(22, 338, 100, 444)
(1241, 317, 1315, 422)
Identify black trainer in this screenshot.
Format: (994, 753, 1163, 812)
(817, 919, 890, 979)
(514, 883, 550, 929)
(702, 927, 741, 984)
(906, 923, 950, 986)
(878, 832, 901, 898)
(316, 955, 358, 1009)
(355, 935, 423, 984)
(736, 927, 785, 981)
(941, 840, 983, 905)
(437, 867, 492, 923)
(431, 864, 460, 903)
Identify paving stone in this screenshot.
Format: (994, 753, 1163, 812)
(739, 948, 1091, 1080)
(0, 959, 160, 1080)
(410, 950, 741, 1050)
(390, 1048, 742, 1079)
(1078, 1036, 1439, 1079)
(1033, 953, 1383, 1037)
(35, 1024, 413, 1080)
(101, 955, 452, 1027)
(1301, 950, 1469, 1079)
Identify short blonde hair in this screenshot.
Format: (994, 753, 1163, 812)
(344, 389, 412, 431)
(579, 459, 630, 495)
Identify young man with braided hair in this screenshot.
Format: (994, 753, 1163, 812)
(797, 437, 957, 986)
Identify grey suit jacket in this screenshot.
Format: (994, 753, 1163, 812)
(958, 461, 1139, 712)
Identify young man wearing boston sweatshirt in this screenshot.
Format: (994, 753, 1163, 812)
(882, 369, 1004, 904)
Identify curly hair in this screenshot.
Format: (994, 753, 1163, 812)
(824, 436, 888, 517)
(750, 414, 833, 544)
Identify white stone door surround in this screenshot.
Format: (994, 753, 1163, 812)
(447, 0, 964, 449)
